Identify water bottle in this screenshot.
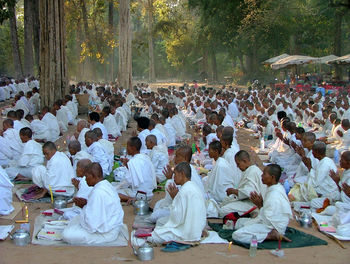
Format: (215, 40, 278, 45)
(249, 234, 258, 257)
(334, 149, 340, 164)
(260, 136, 265, 151)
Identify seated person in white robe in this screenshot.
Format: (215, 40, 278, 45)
(88, 112, 108, 140)
(101, 106, 121, 139)
(0, 135, 13, 167)
(63, 162, 126, 245)
(334, 119, 350, 153)
(6, 127, 44, 180)
(289, 141, 340, 208)
(85, 131, 111, 177)
(74, 120, 90, 151)
(91, 127, 114, 168)
(67, 140, 92, 171)
(2, 119, 23, 157)
(203, 141, 235, 203)
(117, 137, 157, 202)
(41, 106, 60, 142)
(53, 100, 69, 133)
(146, 134, 169, 183)
(135, 116, 151, 154)
(63, 159, 93, 220)
(149, 119, 167, 147)
(232, 164, 292, 244)
(25, 114, 50, 142)
(31, 142, 75, 199)
(148, 162, 206, 244)
(151, 145, 205, 222)
(221, 132, 241, 187)
(290, 132, 318, 186)
(219, 150, 266, 217)
(0, 167, 14, 215)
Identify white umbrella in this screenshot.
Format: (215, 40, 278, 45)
(326, 54, 350, 65)
(271, 55, 318, 70)
(263, 53, 289, 65)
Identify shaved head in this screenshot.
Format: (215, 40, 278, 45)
(176, 145, 192, 163)
(86, 162, 103, 179)
(235, 150, 250, 161)
(342, 151, 350, 162)
(68, 140, 81, 152)
(303, 132, 316, 142)
(77, 159, 92, 170)
(146, 134, 157, 145)
(312, 141, 326, 156)
(222, 126, 234, 136)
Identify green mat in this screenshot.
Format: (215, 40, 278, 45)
(208, 223, 328, 249)
(13, 180, 33, 185)
(153, 180, 167, 193)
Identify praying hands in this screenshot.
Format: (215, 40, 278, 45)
(167, 182, 179, 199)
(250, 191, 263, 209)
(73, 197, 87, 208)
(163, 164, 174, 180)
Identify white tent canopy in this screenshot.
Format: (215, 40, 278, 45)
(314, 55, 338, 64)
(326, 54, 350, 65)
(271, 55, 318, 70)
(263, 53, 289, 65)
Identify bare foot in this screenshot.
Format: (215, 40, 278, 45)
(14, 174, 30, 181)
(32, 188, 48, 200)
(266, 229, 292, 242)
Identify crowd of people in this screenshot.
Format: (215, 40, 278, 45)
(0, 79, 350, 247)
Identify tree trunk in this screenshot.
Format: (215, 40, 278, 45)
(24, 0, 34, 76)
(80, 0, 91, 79)
(109, 0, 114, 82)
(147, 0, 155, 83)
(9, 4, 23, 79)
(333, 11, 343, 80)
(210, 48, 218, 82)
(118, 0, 132, 90)
(32, 0, 40, 74)
(39, 0, 67, 107)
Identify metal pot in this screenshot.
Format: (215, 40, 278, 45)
(11, 229, 30, 246)
(133, 243, 154, 261)
(298, 212, 312, 228)
(133, 191, 149, 216)
(53, 197, 67, 209)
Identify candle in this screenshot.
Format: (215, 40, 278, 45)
(49, 185, 54, 204)
(228, 241, 232, 251)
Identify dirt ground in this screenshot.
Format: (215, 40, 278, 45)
(0, 97, 350, 264)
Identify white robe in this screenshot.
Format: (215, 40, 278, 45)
(87, 142, 111, 176)
(117, 154, 156, 198)
(308, 157, 339, 202)
(0, 167, 14, 215)
(150, 128, 168, 147)
(291, 149, 319, 186)
(32, 151, 75, 197)
(31, 119, 50, 141)
(62, 180, 126, 245)
(42, 112, 60, 142)
(149, 181, 206, 244)
(3, 128, 23, 157)
(6, 139, 44, 179)
(0, 136, 13, 166)
(103, 114, 121, 138)
(148, 145, 169, 182)
(222, 147, 241, 187)
(138, 129, 151, 154)
(56, 108, 69, 133)
(77, 127, 90, 151)
(71, 150, 93, 171)
(203, 157, 235, 203)
(220, 165, 266, 217)
(98, 139, 114, 172)
(91, 122, 108, 140)
(164, 121, 176, 147)
(232, 183, 292, 243)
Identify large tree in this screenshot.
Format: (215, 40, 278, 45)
(8, 2, 23, 78)
(24, 0, 34, 76)
(39, 0, 67, 107)
(118, 0, 132, 90)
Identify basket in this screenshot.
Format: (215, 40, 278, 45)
(75, 94, 89, 106)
